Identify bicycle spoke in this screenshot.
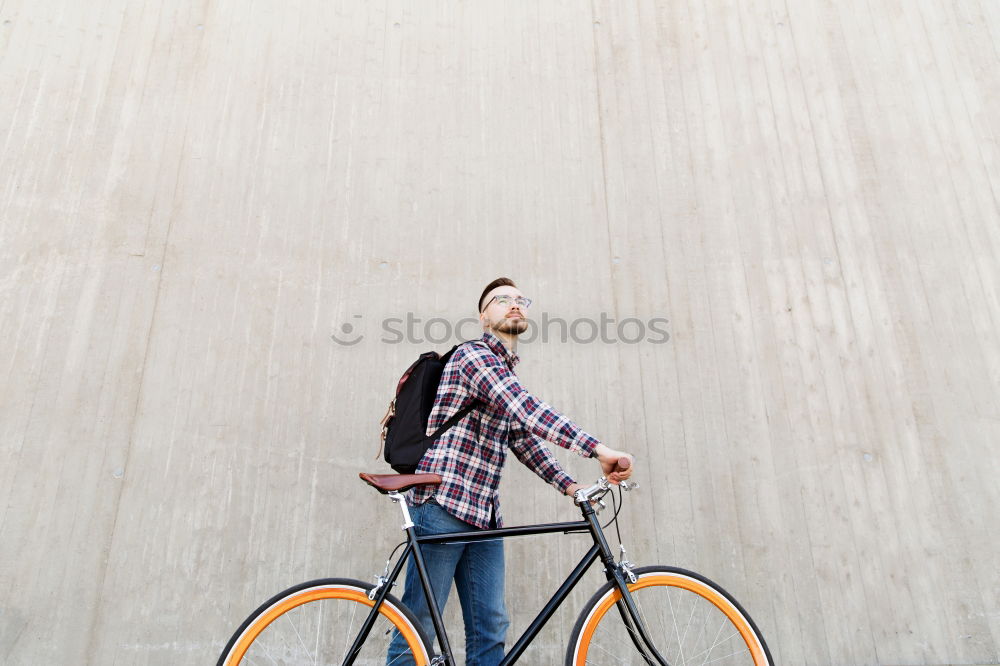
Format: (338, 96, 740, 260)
(695, 623, 742, 665)
(386, 648, 416, 665)
(255, 633, 280, 665)
(700, 647, 748, 665)
(664, 582, 686, 664)
(267, 633, 292, 664)
(701, 616, 734, 665)
(282, 611, 313, 663)
(678, 593, 698, 661)
(631, 592, 665, 665)
(340, 594, 359, 661)
(654, 592, 672, 663)
(688, 600, 712, 663)
(312, 597, 324, 664)
(586, 639, 629, 664)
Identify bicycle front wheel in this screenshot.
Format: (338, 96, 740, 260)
(218, 578, 433, 666)
(566, 566, 772, 666)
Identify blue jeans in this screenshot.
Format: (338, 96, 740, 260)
(386, 500, 509, 666)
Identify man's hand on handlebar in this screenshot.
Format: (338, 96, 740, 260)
(593, 444, 634, 484)
(565, 444, 635, 496)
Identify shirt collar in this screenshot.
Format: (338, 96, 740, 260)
(481, 331, 520, 368)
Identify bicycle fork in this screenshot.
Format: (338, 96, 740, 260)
(581, 502, 669, 666)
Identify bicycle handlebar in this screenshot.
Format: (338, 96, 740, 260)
(574, 470, 638, 505)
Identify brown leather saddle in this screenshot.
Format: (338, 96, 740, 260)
(359, 472, 443, 494)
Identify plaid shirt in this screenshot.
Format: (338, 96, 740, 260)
(410, 332, 600, 528)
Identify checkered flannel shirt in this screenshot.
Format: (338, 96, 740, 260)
(410, 331, 600, 528)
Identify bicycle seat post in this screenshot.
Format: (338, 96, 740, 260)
(387, 490, 415, 530)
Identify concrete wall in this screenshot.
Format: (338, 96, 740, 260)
(1, 0, 998, 663)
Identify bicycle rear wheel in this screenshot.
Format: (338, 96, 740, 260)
(566, 566, 772, 666)
(218, 578, 433, 666)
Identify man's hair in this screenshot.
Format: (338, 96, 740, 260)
(478, 277, 517, 312)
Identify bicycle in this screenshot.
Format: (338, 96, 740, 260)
(217, 471, 773, 665)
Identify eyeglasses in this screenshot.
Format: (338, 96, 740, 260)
(483, 295, 533, 311)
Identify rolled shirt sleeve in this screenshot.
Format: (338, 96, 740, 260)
(458, 347, 600, 459)
(508, 422, 578, 493)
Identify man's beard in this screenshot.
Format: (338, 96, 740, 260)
(493, 317, 528, 335)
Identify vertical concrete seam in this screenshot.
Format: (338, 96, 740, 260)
(587, 0, 618, 319)
(83, 0, 215, 659)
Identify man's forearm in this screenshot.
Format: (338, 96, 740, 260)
(461, 354, 599, 456)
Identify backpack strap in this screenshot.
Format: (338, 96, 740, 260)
(426, 338, 489, 442)
(426, 400, 482, 442)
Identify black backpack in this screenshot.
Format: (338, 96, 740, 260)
(379, 343, 481, 474)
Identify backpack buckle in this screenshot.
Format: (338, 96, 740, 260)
(375, 399, 396, 459)
(379, 399, 396, 439)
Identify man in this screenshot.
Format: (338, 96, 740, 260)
(386, 277, 634, 666)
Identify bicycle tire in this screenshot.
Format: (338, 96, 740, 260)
(218, 577, 433, 666)
(566, 566, 772, 666)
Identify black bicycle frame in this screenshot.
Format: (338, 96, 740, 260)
(343, 501, 669, 666)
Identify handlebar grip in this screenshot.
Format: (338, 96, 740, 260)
(614, 456, 632, 473)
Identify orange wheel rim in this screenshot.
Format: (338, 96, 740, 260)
(224, 586, 429, 665)
(574, 573, 766, 665)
